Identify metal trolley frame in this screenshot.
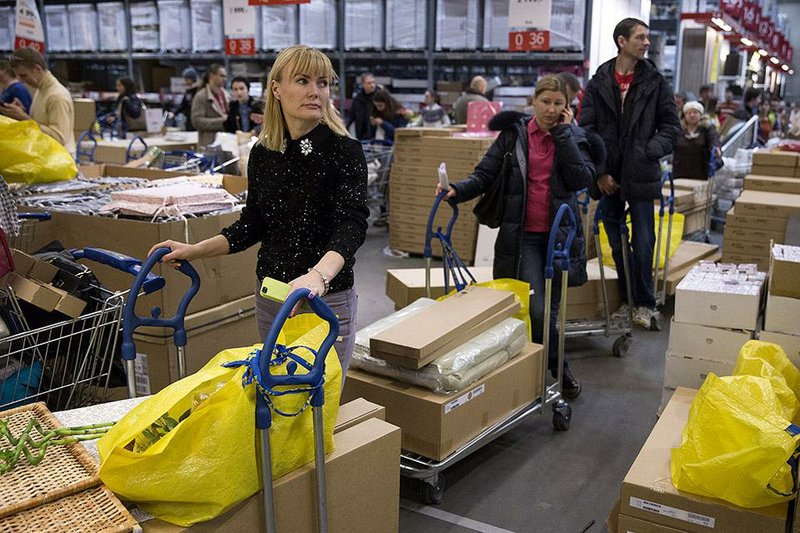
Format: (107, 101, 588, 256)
(403, 194, 574, 504)
(361, 140, 393, 225)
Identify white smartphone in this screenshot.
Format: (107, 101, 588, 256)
(438, 162, 450, 191)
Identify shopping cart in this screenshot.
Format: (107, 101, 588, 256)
(423, 190, 475, 297)
(402, 194, 572, 504)
(253, 288, 337, 533)
(653, 170, 676, 309)
(0, 248, 165, 411)
(361, 140, 393, 225)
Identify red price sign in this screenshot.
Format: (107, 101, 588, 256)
(247, 0, 307, 4)
(225, 37, 255, 56)
(14, 37, 44, 52)
(508, 31, 550, 52)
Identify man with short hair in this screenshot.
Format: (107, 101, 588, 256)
(0, 59, 32, 114)
(0, 47, 74, 154)
(733, 87, 762, 121)
(348, 72, 378, 140)
(579, 18, 680, 330)
(557, 71, 583, 119)
(698, 84, 712, 111)
(454, 76, 489, 124)
(175, 67, 200, 131)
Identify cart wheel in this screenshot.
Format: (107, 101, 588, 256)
(612, 334, 632, 358)
(421, 473, 445, 505)
(552, 402, 572, 431)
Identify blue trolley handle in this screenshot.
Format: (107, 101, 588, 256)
(576, 188, 590, 216)
(18, 212, 52, 221)
(126, 135, 148, 162)
(423, 191, 458, 259)
(545, 204, 577, 280)
(71, 248, 166, 294)
(659, 170, 675, 217)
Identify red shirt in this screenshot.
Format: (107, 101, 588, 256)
(524, 119, 553, 232)
(615, 71, 635, 105)
(213, 89, 228, 115)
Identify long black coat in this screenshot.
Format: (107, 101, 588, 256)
(451, 112, 595, 285)
(579, 58, 680, 201)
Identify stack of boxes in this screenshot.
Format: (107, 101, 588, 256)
(662, 262, 764, 410)
(389, 129, 494, 264)
(664, 178, 712, 236)
(759, 245, 800, 367)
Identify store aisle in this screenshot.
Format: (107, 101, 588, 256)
(353, 225, 672, 533)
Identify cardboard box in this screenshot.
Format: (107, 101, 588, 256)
(141, 418, 401, 533)
(720, 252, 769, 271)
(370, 285, 515, 362)
(770, 246, 800, 299)
(667, 319, 752, 363)
(663, 352, 736, 389)
(764, 293, 800, 335)
(132, 295, 260, 394)
(0, 272, 62, 312)
(724, 225, 785, 245)
(620, 387, 789, 532)
(658, 387, 675, 417)
(758, 330, 800, 368)
(80, 135, 198, 165)
(745, 175, 800, 195)
(334, 397, 386, 432)
(752, 150, 800, 168)
(618, 514, 689, 532)
(725, 208, 788, 233)
(734, 190, 800, 219)
(11, 249, 58, 283)
(674, 272, 763, 331)
(72, 98, 97, 132)
(342, 343, 542, 460)
(665, 251, 723, 296)
(749, 164, 797, 178)
(385, 266, 494, 309)
(50, 286, 88, 319)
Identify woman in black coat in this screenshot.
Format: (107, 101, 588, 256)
(109, 77, 146, 136)
(436, 75, 595, 399)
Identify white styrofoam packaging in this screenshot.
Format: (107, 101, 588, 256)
(385, 0, 425, 50)
(190, 0, 222, 51)
(261, 4, 295, 51)
(765, 293, 800, 336)
(69, 4, 99, 52)
(482, 0, 508, 50)
(759, 330, 800, 368)
(435, 0, 478, 50)
(674, 268, 764, 331)
(44, 5, 71, 52)
(299, 0, 336, 49)
(98, 2, 128, 51)
(667, 319, 753, 363)
(345, 0, 383, 50)
(130, 1, 160, 51)
(663, 351, 736, 390)
(157, 0, 191, 51)
(0, 6, 15, 50)
(550, 0, 586, 51)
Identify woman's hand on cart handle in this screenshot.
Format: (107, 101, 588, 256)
(287, 271, 326, 317)
(147, 240, 200, 268)
(435, 183, 457, 200)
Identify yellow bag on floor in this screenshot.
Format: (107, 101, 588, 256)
(0, 116, 77, 183)
(671, 342, 800, 508)
(97, 315, 341, 527)
(439, 279, 531, 341)
(598, 210, 684, 269)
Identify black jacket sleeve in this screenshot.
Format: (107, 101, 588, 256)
(224, 101, 238, 133)
(451, 129, 515, 203)
(326, 138, 370, 260)
(644, 77, 681, 160)
(120, 96, 143, 120)
(551, 124, 595, 192)
(577, 83, 608, 179)
(220, 145, 269, 253)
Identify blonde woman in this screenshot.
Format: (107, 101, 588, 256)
(150, 45, 369, 377)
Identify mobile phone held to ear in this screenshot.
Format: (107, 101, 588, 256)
(438, 162, 450, 191)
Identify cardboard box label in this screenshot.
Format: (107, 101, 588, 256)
(444, 384, 485, 414)
(629, 497, 715, 528)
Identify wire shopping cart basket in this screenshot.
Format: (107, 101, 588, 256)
(0, 248, 164, 411)
(361, 140, 393, 225)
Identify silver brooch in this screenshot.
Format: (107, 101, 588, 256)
(300, 138, 313, 156)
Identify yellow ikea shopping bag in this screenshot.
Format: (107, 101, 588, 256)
(97, 315, 341, 527)
(439, 278, 531, 341)
(671, 341, 800, 508)
(598, 210, 684, 269)
(0, 115, 77, 183)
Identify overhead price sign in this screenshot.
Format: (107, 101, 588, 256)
(14, 0, 44, 52)
(223, 0, 256, 56)
(509, 30, 550, 52)
(508, 0, 551, 52)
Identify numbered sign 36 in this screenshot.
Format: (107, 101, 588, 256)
(223, 0, 256, 56)
(509, 30, 550, 52)
(225, 37, 255, 55)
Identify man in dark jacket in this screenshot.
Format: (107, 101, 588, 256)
(579, 18, 680, 330)
(347, 72, 377, 140)
(732, 87, 761, 121)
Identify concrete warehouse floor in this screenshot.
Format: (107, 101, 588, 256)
(352, 224, 685, 533)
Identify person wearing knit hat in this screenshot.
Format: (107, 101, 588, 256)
(174, 66, 201, 131)
(673, 100, 721, 181)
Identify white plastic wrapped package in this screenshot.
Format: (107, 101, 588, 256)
(130, 2, 159, 51)
(157, 0, 191, 51)
(69, 4, 99, 52)
(0, 7, 14, 51)
(386, 0, 425, 49)
(98, 3, 128, 51)
(261, 4, 296, 51)
(353, 299, 527, 393)
(191, 0, 222, 51)
(482, 0, 508, 50)
(345, 0, 382, 50)
(435, 0, 478, 50)
(44, 5, 71, 52)
(299, 0, 336, 49)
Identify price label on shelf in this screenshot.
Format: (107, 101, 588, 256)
(225, 37, 255, 56)
(508, 30, 550, 52)
(14, 0, 45, 52)
(223, 0, 255, 56)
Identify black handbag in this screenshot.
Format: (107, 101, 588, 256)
(472, 151, 511, 228)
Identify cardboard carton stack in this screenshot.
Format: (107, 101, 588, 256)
(749, 149, 800, 178)
(661, 240, 721, 296)
(759, 245, 800, 368)
(662, 179, 712, 236)
(615, 387, 791, 532)
(389, 129, 494, 263)
(723, 188, 800, 269)
(662, 262, 764, 411)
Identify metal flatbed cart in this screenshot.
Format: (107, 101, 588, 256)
(404, 194, 575, 504)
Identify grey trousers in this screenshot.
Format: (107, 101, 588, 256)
(254, 285, 358, 383)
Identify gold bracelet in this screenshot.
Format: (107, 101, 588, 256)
(308, 267, 330, 296)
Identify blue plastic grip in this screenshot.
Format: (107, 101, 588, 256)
(18, 212, 51, 221)
(73, 247, 165, 294)
(545, 204, 578, 280)
(126, 135, 148, 162)
(424, 190, 458, 259)
(255, 288, 339, 430)
(659, 171, 675, 217)
(120, 247, 201, 362)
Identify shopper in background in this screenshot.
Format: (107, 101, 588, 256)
(698, 84, 712, 111)
(557, 71, 583, 119)
(108, 77, 146, 136)
(370, 88, 411, 143)
(672, 101, 721, 181)
(174, 67, 199, 131)
(436, 75, 595, 399)
(0, 60, 32, 114)
(733, 87, 761, 121)
(717, 85, 739, 125)
(348, 71, 378, 140)
(224, 76, 257, 135)
(454, 76, 489, 124)
(191, 64, 230, 147)
(579, 17, 680, 331)
(149, 45, 369, 380)
(0, 47, 75, 154)
(412, 89, 450, 128)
